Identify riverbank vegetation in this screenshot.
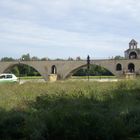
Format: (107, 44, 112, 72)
(0, 80, 140, 139)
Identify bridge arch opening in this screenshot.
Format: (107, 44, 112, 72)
(51, 65, 57, 74)
(129, 52, 137, 59)
(3, 63, 43, 80)
(116, 63, 122, 71)
(128, 63, 135, 73)
(66, 64, 114, 79)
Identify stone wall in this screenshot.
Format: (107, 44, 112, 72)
(0, 59, 140, 81)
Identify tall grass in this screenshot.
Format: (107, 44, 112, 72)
(0, 80, 140, 139)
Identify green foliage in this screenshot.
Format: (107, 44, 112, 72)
(1, 57, 15, 61)
(21, 53, 30, 61)
(0, 54, 50, 62)
(1, 53, 42, 76)
(0, 81, 140, 139)
(0, 110, 25, 140)
(114, 55, 124, 60)
(11, 66, 19, 76)
(5, 64, 41, 77)
(73, 65, 113, 76)
(31, 56, 39, 61)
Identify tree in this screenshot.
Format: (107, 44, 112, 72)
(68, 57, 73, 61)
(11, 66, 19, 77)
(31, 56, 40, 61)
(1, 57, 15, 61)
(55, 58, 64, 61)
(73, 65, 113, 76)
(21, 53, 30, 61)
(41, 57, 49, 61)
(76, 56, 81, 60)
(114, 55, 124, 60)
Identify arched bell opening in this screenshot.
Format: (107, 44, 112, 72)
(129, 52, 137, 59)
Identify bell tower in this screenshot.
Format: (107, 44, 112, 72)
(125, 39, 140, 59)
(129, 39, 138, 49)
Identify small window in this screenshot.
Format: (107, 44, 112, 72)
(0, 75, 5, 79)
(116, 64, 122, 71)
(6, 75, 12, 79)
(51, 65, 57, 74)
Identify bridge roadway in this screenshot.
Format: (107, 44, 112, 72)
(0, 59, 139, 81)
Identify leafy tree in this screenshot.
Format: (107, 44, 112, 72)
(73, 65, 113, 76)
(1, 54, 41, 76)
(55, 58, 64, 61)
(11, 66, 19, 77)
(74, 69, 86, 76)
(76, 56, 81, 60)
(21, 53, 30, 61)
(114, 55, 124, 60)
(1, 57, 15, 61)
(41, 57, 50, 61)
(68, 57, 73, 61)
(31, 56, 40, 61)
(17, 64, 40, 77)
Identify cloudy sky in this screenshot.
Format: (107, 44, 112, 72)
(1, 0, 140, 59)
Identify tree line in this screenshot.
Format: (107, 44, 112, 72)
(0, 54, 124, 62)
(1, 53, 48, 61)
(0, 54, 83, 62)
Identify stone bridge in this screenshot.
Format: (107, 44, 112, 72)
(0, 59, 139, 81)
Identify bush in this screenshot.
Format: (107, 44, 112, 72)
(0, 110, 25, 140)
(0, 81, 140, 139)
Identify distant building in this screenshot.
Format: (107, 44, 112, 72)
(125, 39, 140, 59)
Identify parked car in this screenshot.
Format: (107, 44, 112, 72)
(0, 73, 18, 83)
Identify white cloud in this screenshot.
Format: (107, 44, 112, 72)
(0, 18, 126, 47)
(0, 0, 140, 58)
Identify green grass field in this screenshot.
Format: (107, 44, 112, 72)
(20, 76, 43, 80)
(19, 75, 116, 80)
(0, 80, 140, 139)
(71, 75, 116, 79)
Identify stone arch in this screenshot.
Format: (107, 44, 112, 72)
(3, 63, 19, 73)
(65, 64, 87, 78)
(128, 63, 135, 73)
(65, 64, 115, 79)
(116, 63, 122, 71)
(51, 65, 57, 74)
(2, 62, 46, 80)
(129, 51, 137, 59)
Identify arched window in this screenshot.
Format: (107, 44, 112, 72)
(129, 52, 137, 59)
(51, 65, 57, 74)
(116, 63, 122, 71)
(128, 63, 135, 73)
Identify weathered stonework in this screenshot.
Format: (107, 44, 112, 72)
(0, 59, 139, 81)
